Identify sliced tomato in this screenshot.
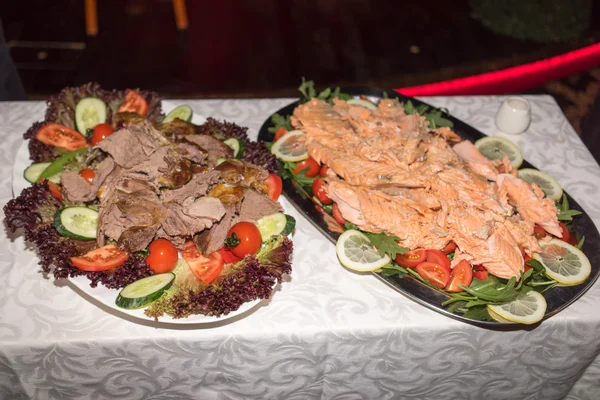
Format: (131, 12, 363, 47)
(534, 224, 546, 239)
(42, 179, 63, 201)
(557, 222, 571, 243)
(293, 157, 320, 177)
(426, 249, 451, 270)
(473, 270, 488, 281)
(524, 264, 532, 273)
(416, 261, 451, 289)
(319, 164, 329, 177)
(226, 221, 262, 258)
(442, 241, 457, 254)
(445, 260, 473, 292)
(312, 178, 332, 205)
(90, 123, 115, 145)
(568, 235, 579, 246)
(79, 168, 95, 184)
(145, 239, 178, 274)
(36, 123, 88, 151)
(182, 241, 224, 284)
(274, 127, 287, 141)
(395, 249, 427, 268)
(218, 247, 242, 264)
(119, 90, 148, 116)
(332, 203, 346, 225)
(71, 245, 128, 272)
(264, 173, 282, 201)
(473, 264, 486, 271)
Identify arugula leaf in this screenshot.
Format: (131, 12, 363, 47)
(317, 87, 331, 100)
(558, 209, 582, 222)
(404, 100, 418, 115)
(268, 113, 293, 133)
(576, 236, 585, 250)
(280, 161, 315, 190)
(463, 305, 493, 321)
(344, 222, 359, 231)
(363, 232, 409, 259)
(298, 77, 316, 100)
(460, 276, 525, 303)
(403, 100, 453, 128)
(380, 263, 408, 278)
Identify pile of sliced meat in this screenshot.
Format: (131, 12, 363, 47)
(291, 98, 561, 279)
(61, 120, 281, 253)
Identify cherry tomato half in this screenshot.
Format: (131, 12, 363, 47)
(416, 261, 451, 289)
(312, 178, 332, 205)
(319, 164, 329, 177)
(264, 173, 283, 201)
(426, 249, 451, 270)
(119, 90, 148, 116)
(90, 123, 115, 145)
(71, 245, 128, 272)
(46, 180, 63, 201)
(445, 260, 473, 292)
(274, 127, 287, 141)
(293, 157, 320, 177)
(442, 241, 457, 254)
(533, 224, 546, 239)
(473, 270, 488, 281)
(226, 222, 262, 258)
(182, 241, 224, 284)
(36, 123, 88, 151)
(332, 203, 346, 225)
(557, 222, 571, 243)
(79, 168, 96, 184)
(145, 239, 178, 274)
(395, 249, 427, 268)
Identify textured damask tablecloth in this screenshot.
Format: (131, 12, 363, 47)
(1, 96, 600, 400)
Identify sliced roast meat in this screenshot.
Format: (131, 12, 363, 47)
(160, 119, 198, 141)
(161, 198, 225, 238)
(118, 226, 157, 252)
(61, 171, 93, 202)
(158, 149, 193, 189)
(155, 227, 186, 249)
(215, 159, 268, 187)
(185, 134, 232, 167)
(174, 142, 207, 164)
(127, 120, 170, 156)
(161, 170, 220, 204)
(182, 197, 226, 221)
(194, 204, 236, 254)
(95, 129, 149, 168)
(238, 189, 283, 222)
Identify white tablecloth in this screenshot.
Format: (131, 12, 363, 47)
(1, 96, 600, 400)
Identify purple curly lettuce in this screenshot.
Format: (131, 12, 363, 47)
(145, 236, 293, 319)
(196, 118, 279, 173)
(4, 183, 152, 289)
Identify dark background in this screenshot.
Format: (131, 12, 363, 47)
(1, 0, 599, 155)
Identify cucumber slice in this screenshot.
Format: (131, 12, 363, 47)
(164, 105, 193, 123)
(39, 147, 88, 182)
(54, 207, 99, 240)
(223, 138, 246, 158)
(116, 272, 175, 309)
(257, 213, 295, 239)
(75, 97, 107, 135)
(24, 162, 51, 183)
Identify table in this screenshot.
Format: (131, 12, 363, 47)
(1, 96, 600, 400)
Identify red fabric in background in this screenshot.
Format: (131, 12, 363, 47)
(396, 42, 600, 96)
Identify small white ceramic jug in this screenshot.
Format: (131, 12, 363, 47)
(495, 97, 531, 134)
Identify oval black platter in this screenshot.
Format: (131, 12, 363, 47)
(257, 86, 600, 329)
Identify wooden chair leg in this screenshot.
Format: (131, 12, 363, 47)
(85, 0, 98, 36)
(173, 0, 189, 30)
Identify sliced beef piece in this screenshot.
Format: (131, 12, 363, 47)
(160, 119, 198, 141)
(182, 197, 226, 221)
(161, 198, 225, 238)
(118, 226, 157, 252)
(95, 129, 149, 168)
(194, 204, 236, 254)
(61, 171, 93, 202)
(155, 227, 186, 249)
(174, 142, 207, 164)
(238, 189, 283, 222)
(215, 159, 268, 187)
(161, 170, 220, 204)
(127, 120, 170, 156)
(207, 184, 245, 206)
(185, 134, 232, 167)
(158, 149, 193, 189)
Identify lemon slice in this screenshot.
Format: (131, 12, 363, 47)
(534, 238, 591, 286)
(474, 136, 523, 168)
(487, 291, 547, 325)
(517, 168, 563, 201)
(336, 229, 391, 272)
(347, 98, 378, 111)
(487, 308, 514, 323)
(270, 130, 309, 162)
